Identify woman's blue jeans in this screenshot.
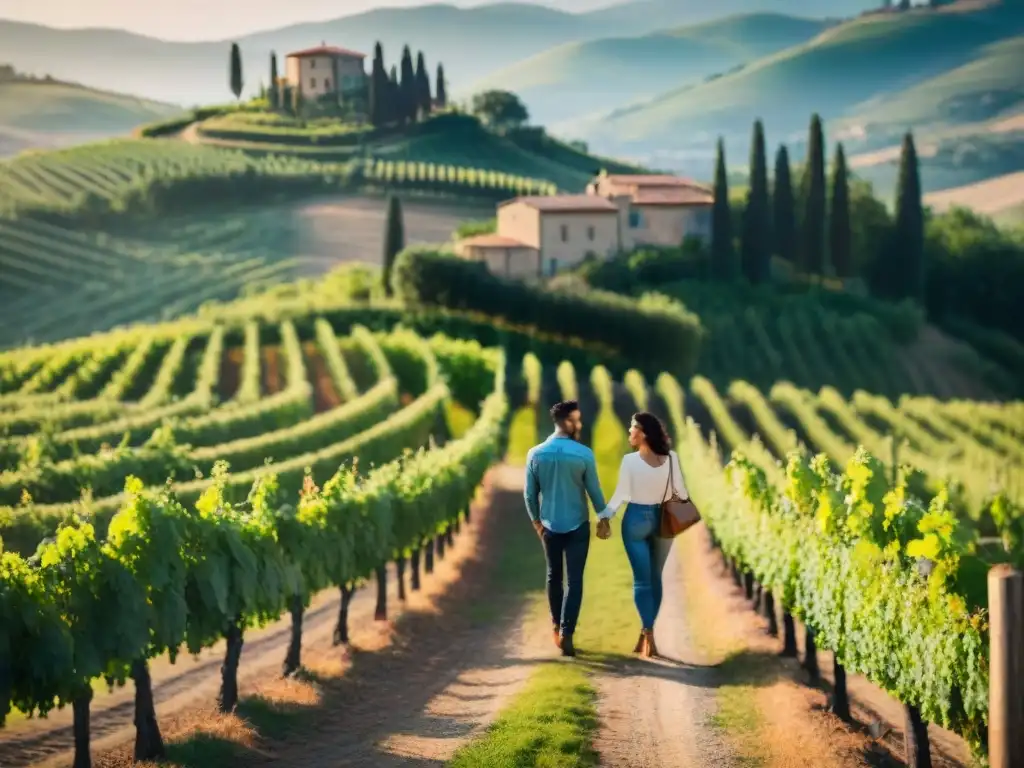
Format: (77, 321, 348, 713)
(622, 503, 664, 630)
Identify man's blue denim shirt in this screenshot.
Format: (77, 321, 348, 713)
(524, 433, 607, 533)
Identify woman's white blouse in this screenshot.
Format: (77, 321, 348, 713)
(598, 451, 689, 520)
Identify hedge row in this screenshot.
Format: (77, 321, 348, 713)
(392, 247, 704, 379)
(197, 115, 370, 147)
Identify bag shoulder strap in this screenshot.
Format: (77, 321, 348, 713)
(662, 453, 676, 502)
(670, 451, 690, 500)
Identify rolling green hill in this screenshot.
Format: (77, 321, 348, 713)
(572, 2, 1024, 168)
(0, 80, 178, 132)
(0, 79, 180, 156)
(188, 112, 645, 192)
(835, 35, 1024, 149)
(466, 13, 830, 127)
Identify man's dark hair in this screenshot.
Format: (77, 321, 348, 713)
(550, 400, 579, 424)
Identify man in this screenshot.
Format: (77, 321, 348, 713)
(524, 399, 607, 657)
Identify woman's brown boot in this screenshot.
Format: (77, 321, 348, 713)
(633, 630, 645, 654)
(641, 629, 659, 659)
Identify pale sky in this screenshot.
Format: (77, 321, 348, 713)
(0, 0, 619, 40)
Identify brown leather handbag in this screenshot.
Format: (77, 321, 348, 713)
(659, 454, 701, 538)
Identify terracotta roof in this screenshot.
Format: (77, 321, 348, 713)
(286, 45, 366, 59)
(632, 187, 713, 206)
(601, 174, 700, 187)
(501, 194, 618, 213)
(460, 234, 531, 249)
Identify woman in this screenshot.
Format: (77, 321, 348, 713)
(597, 411, 688, 658)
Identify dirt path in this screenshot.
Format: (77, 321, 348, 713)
(301, 341, 341, 412)
(178, 122, 200, 144)
(291, 197, 491, 272)
(592, 539, 735, 768)
(261, 346, 283, 395)
(0, 466, 543, 768)
(234, 465, 547, 768)
(219, 345, 243, 402)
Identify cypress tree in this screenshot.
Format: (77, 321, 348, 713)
(399, 46, 416, 123)
(388, 66, 400, 124)
(773, 145, 797, 264)
(435, 63, 447, 109)
(741, 119, 771, 283)
(417, 52, 434, 117)
(891, 131, 925, 302)
(269, 52, 279, 109)
(369, 42, 387, 127)
(800, 113, 827, 280)
(415, 51, 432, 118)
(829, 143, 853, 279)
(711, 138, 737, 280)
(230, 43, 244, 100)
(382, 196, 405, 296)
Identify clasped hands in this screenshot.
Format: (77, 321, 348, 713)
(531, 518, 612, 539)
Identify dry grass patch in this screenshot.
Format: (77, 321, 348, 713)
(925, 171, 1024, 215)
(678, 530, 881, 768)
(96, 709, 262, 768)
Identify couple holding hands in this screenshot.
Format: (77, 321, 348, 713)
(524, 399, 699, 658)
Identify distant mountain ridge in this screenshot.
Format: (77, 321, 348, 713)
(0, 0, 879, 106)
(565, 1, 1024, 173)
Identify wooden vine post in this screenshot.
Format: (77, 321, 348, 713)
(988, 564, 1024, 768)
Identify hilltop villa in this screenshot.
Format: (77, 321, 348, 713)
(456, 173, 713, 279)
(285, 44, 368, 101)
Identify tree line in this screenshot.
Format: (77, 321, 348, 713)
(368, 43, 447, 128)
(711, 114, 926, 306)
(228, 41, 448, 123)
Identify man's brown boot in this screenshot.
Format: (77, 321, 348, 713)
(560, 634, 576, 657)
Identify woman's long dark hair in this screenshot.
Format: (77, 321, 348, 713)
(633, 412, 672, 456)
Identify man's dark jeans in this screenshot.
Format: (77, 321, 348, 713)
(542, 522, 590, 637)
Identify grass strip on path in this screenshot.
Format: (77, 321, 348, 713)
(448, 664, 599, 768)
(449, 383, 635, 767)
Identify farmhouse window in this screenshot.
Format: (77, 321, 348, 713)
(587, 226, 595, 241)
(560, 224, 568, 242)
(628, 210, 642, 228)
(324, 78, 331, 89)
(310, 77, 316, 88)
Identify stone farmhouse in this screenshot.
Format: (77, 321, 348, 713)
(456, 173, 713, 279)
(284, 44, 368, 102)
